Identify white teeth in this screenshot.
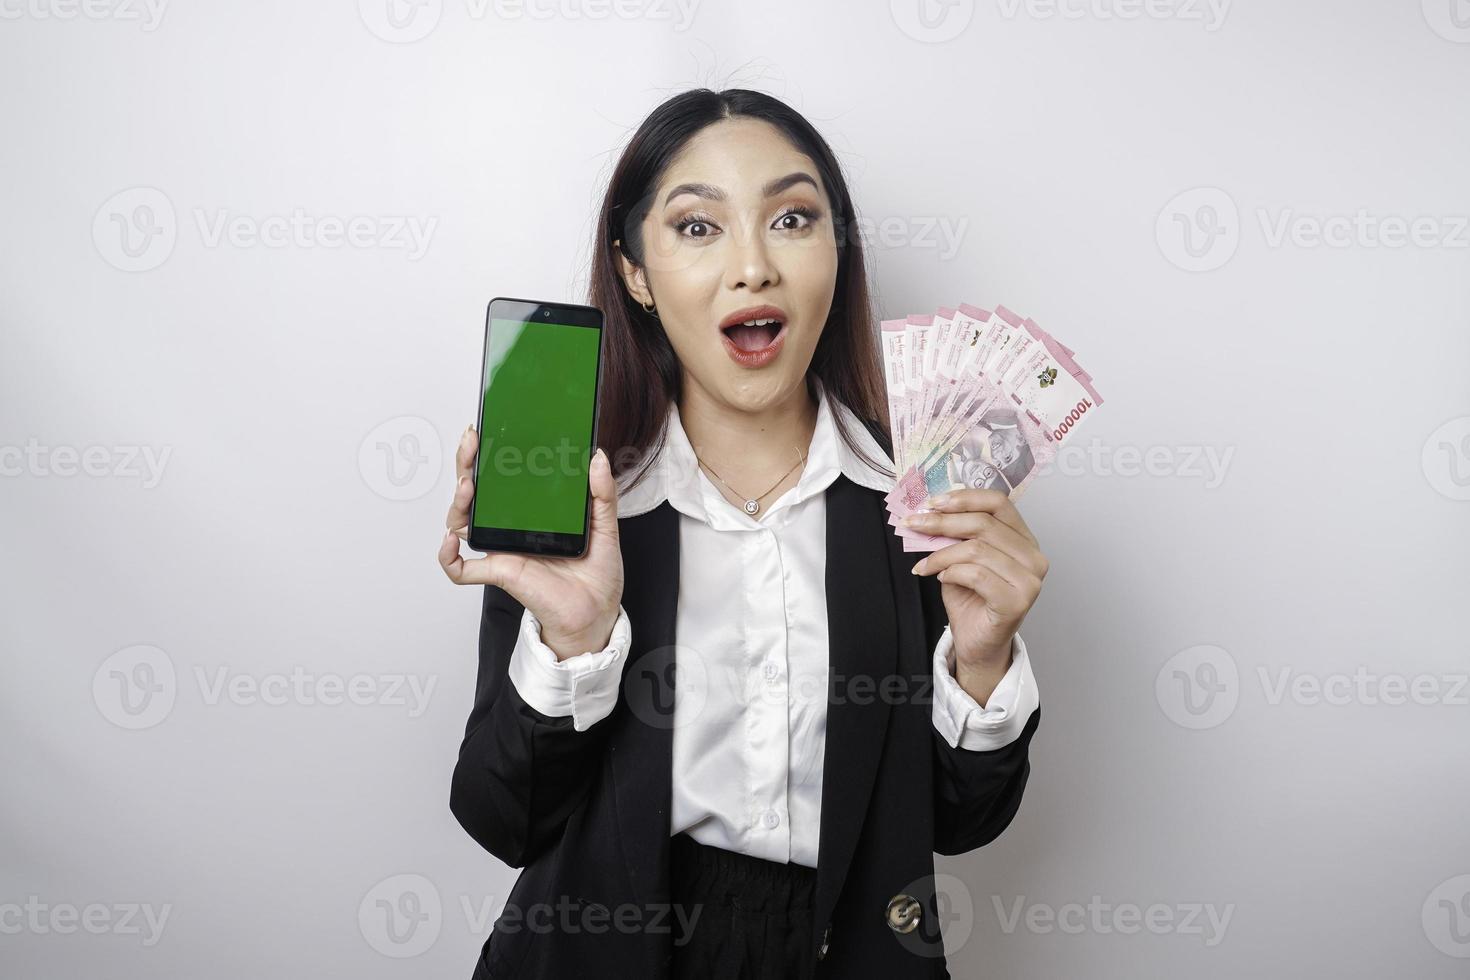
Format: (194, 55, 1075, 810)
(738, 317, 780, 327)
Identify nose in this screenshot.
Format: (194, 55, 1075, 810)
(725, 220, 779, 291)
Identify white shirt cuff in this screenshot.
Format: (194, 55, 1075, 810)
(505, 604, 633, 732)
(931, 625, 1039, 752)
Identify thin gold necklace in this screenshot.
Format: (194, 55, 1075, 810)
(695, 446, 806, 515)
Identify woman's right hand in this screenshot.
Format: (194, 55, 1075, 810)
(439, 426, 626, 661)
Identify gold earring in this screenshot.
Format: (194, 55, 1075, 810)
(641, 300, 658, 317)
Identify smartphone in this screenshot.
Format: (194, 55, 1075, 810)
(467, 297, 604, 558)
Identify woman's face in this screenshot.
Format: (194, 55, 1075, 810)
(618, 117, 839, 414)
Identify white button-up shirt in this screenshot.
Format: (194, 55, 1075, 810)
(507, 381, 1040, 868)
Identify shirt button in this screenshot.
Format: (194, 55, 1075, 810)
(763, 661, 779, 681)
(762, 810, 780, 829)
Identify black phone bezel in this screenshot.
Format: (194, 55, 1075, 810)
(467, 296, 604, 559)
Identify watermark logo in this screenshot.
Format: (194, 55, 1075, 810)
(93, 645, 177, 730)
(1156, 187, 1239, 272)
(623, 645, 709, 731)
(359, 0, 443, 42)
(359, 416, 442, 501)
(891, 0, 975, 42)
(1422, 416, 1470, 501)
(1422, 874, 1470, 957)
(1422, 0, 1470, 42)
(93, 187, 177, 273)
(359, 874, 442, 957)
(1155, 644, 1238, 729)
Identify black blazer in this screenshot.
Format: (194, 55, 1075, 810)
(450, 427, 1041, 979)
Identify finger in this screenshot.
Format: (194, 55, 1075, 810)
(935, 563, 1031, 620)
(918, 538, 1040, 594)
(438, 528, 530, 590)
(438, 527, 470, 583)
(446, 472, 473, 536)
(456, 425, 478, 485)
(584, 447, 621, 553)
(902, 510, 1044, 575)
(927, 488, 1036, 545)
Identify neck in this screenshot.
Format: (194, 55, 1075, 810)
(678, 378, 819, 495)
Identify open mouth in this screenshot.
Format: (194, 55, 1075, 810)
(720, 316, 786, 352)
(717, 305, 789, 367)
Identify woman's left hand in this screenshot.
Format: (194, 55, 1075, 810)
(900, 488, 1048, 679)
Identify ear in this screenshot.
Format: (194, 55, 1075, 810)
(613, 239, 653, 308)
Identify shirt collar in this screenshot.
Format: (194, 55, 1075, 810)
(616, 379, 895, 526)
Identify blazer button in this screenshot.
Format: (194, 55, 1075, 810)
(816, 922, 831, 960)
(886, 894, 922, 934)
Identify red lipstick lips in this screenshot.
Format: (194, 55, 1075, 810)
(718, 305, 788, 369)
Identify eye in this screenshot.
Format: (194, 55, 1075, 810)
(672, 212, 720, 240)
(773, 205, 820, 232)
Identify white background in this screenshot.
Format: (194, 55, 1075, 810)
(2, 0, 1468, 976)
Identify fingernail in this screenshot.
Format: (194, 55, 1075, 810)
(912, 559, 926, 575)
(930, 493, 952, 509)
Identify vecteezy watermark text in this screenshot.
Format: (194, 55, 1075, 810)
(93, 645, 438, 730)
(1156, 644, 1470, 730)
(93, 187, 437, 272)
(357, 0, 701, 43)
(0, 897, 172, 946)
(994, 0, 1229, 30)
(0, 0, 168, 29)
(358, 873, 704, 958)
(0, 440, 171, 488)
(1157, 187, 1470, 271)
(993, 895, 1234, 946)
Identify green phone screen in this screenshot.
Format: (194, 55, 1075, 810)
(473, 317, 600, 534)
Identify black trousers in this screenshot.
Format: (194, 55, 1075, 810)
(670, 832, 819, 980)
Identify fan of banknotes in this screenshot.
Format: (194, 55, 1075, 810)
(881, 303, 1103, 552)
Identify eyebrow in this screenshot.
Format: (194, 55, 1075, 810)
(662, 171, 819, 207)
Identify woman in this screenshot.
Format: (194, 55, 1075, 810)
(440, 88, 1046, 979)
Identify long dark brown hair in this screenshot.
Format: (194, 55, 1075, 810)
(588, 88, 893, 491)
